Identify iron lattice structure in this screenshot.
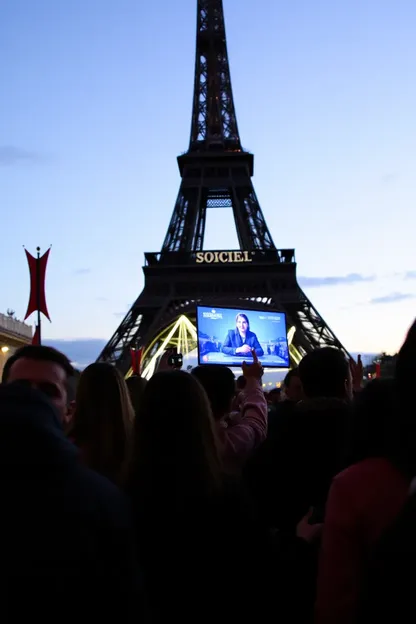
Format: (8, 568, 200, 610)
(190, 0, 241, 150)
(97, 0, 348, 373)
(161, 0, 274, 254)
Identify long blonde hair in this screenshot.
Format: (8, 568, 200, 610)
(71, 362, 135, 486)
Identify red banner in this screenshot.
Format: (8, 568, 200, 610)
(375, 362, 381, 378)
(32, 325, 40, 346)
(130, 348, 143, 375)
(24, 248, 51, 321)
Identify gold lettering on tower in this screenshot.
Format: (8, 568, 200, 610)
(195, 251, 253, 264)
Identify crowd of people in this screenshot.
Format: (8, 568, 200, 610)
(1, 318, 415, 623)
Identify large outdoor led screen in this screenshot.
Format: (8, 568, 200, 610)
(196, 305, 290, 368)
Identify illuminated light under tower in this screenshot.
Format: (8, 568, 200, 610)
(136, 314, 302, 380)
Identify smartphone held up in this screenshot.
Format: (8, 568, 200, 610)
(167, 348, 183, 370)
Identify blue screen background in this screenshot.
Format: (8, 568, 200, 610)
(196, 306, 290, 368)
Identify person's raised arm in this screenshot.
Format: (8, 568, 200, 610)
(222, 351, 268, 468)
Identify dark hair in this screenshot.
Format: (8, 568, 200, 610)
(299, 347, 349, 399)
(268, 388, 282, 399)
(192, 365, 236, 418)
(268, 388, 281, 398)
(345, 379, 396, 466)
(2, 345, 74, 383)
(125, 375, 147, 418)
(391, 320, 416, 475)
(235, 313, 250, 330)
(346, 376, 416, 477)
(284, 367, 299, 388)
(132, 370, 222, 498)
(396, 319, 416, 397)
(71, 362, 135, 485)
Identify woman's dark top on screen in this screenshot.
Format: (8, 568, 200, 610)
(222, 329, 264, 357)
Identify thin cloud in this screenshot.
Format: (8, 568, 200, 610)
(299, 273, 375, 288)
(73, 268, 91, 276)
(381, 172, 397, 185)
(405, 271, 416, 280)
(370, 292, 415, 305)
(0, 145, 39, 166)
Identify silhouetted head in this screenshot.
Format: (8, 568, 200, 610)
(192, 365, 236, 419)
(347, 373, 416, 476)
(396, 319, 416, 400)
(2, 345, 74, 423)
(71, 362, 135, 485)
(125, 375, 147, 418)
(268, 387, 282, 405)
(134, 370, 222, 497)
(284, 367, 303, 402)
(391, 319, 416, 475)
(299, 347, 352, 400)
(346, 378, 396, 465)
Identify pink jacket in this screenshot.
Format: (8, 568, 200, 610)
(217, 379, 268, 474)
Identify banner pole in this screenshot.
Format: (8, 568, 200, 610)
(36, 246, 42, 345)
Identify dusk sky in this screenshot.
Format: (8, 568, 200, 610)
(1, 0, 415, 363)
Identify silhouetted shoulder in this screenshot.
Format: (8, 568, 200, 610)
(66, 462, 133, 525)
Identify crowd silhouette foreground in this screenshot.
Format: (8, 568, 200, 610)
(0, 319, 415, 623)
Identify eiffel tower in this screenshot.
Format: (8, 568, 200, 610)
(98, 0, 347, 375)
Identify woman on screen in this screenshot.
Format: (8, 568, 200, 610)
(222, 313, 264, 357)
